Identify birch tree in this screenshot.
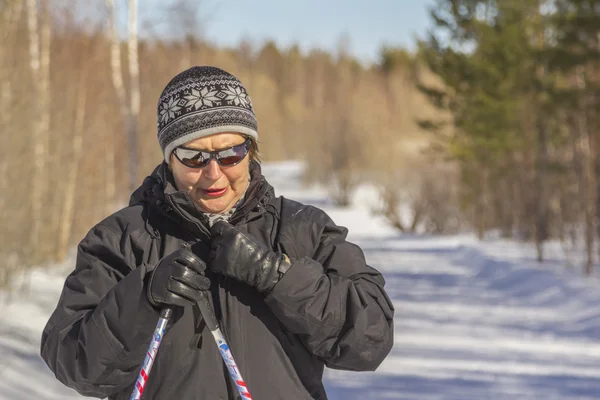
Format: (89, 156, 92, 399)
(105, 0, 122, 214)
(0, 1, 22, 213)
(106, 0, 141, 194)
(27, 0, 51, 259)
(127, 0, 140, 191)
(575, 66, 596, 275)
(57, 56, 88, 262)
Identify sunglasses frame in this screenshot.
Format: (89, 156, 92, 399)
(173, 137, 252, 169)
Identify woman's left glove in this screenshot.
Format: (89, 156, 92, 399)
(209, 220, 291, 293)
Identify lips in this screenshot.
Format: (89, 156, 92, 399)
(202, 187, 228, 197)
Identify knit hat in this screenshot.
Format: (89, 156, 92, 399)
(157, 66, 258, 163)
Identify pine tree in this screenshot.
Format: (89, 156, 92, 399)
(547, 0, 600, 274)
(417, 0, 557, 255)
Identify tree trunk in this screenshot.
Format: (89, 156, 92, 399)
(475, 164, 489, 240)
(576, 66, 596, 276)
(534, 23, 549, 262)
(106, 0, 128, 116)
(127, 0, 140, 191)
(105, 144, 117, 216)
(27, 0, 48, 260)
(0, 1, 22, 289)
(510, 154, 526, 239)
(39, 0, 53, 259)
(56, 67, 87, 262)
(106, 0, 127, 213)
(0, 81, 10, 213)
(592, 33, 600, 274)
(535, 116, 549, 262)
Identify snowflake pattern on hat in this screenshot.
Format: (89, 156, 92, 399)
(157, 66, 258, 163)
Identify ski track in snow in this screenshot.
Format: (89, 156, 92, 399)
(2, 161, 600, 399)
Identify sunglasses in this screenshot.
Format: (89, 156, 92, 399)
(173, 138, 251, 169)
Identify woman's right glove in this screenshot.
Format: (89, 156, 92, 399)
(146, 248, 210, 308)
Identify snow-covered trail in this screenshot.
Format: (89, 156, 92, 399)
(265, 162, 600, 400)
(1, 161, 600, 399)
(323, 236, 600, 400)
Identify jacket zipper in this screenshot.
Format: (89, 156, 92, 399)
(161, 193, 266, 398)
(164, 197, 211, 239)
(165, 206, 234, 396)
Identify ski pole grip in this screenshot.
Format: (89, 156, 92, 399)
(196, 291, 219, 331)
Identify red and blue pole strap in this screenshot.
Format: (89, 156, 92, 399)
(129, 307, 172, 400)
(196, 292, 253, 400)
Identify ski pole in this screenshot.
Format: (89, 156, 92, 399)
(129, 307, 172, 400)
(196, 291, 253, 399)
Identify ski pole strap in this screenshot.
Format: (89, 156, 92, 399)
(210, 327, 253, 400)
(196, 290, 219, 331)
(129, 307, 172, 400)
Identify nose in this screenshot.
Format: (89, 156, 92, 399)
(203, 159, 223, 180)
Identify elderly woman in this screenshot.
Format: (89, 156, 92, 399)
(41, 66, 394, 400)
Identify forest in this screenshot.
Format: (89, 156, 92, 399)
(1, 0, 600, 288)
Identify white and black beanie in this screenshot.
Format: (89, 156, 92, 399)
(157, 66, 258, 163)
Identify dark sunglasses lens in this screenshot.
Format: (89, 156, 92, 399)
(175, 140, 250, 168)
(184, 158, 210, 168)
(218, 154, 244, 166)
(217, 142, 249, 166)
(175, 148, 210, 168)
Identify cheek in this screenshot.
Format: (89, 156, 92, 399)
(225, 166, 249, 188)
(173, 166, 200, 189)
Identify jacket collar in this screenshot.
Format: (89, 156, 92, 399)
(129, 161, 275, 235)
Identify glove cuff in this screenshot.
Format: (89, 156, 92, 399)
(277, 253, 292, 279)
(145, 270, 162, 308)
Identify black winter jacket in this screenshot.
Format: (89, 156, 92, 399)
(40, 162, 395, 400)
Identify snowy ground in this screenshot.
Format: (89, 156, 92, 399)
(2, 161, 600, 399)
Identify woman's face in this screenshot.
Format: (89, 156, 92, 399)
(169, 132, 250, 214)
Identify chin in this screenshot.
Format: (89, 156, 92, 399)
(198, 201, 227, 214)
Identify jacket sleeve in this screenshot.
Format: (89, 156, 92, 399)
(264, 206, 395, 371)
(40, 224, 161, 398)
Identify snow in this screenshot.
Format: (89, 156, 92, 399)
(2, 160, 600, 399)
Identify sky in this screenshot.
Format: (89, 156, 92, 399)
(135, 0, 436, 65)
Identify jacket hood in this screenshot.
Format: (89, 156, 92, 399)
(128, 162, 170, 207)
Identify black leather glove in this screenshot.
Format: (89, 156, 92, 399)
(147, 248, 210, 308)
(209, 220, 291, 293)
